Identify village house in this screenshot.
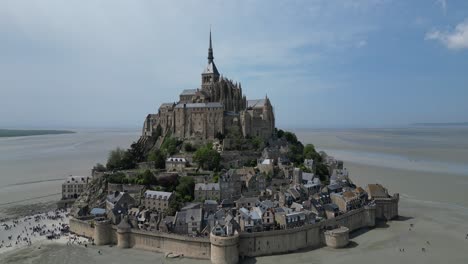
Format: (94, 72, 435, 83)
(330, 191, 362, 212)
(166, 157, 188, 172)
(194, 182, 220, 201)
(238, 207, 263, 232)
(323, 203, 340, 219)
(235, 197, 260, 209)
(219, 169, 242, 200)
(106, 191, 136, 224)
(62, 176, 91, 199)
(304, 159, 314, 171)
(172, 207, 204, 235)
(143, 190, 174, 212)
(251, 206, 275, 231)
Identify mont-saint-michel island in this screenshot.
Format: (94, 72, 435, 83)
(2, 2, 468, 264)
(64, 33, 399, 264)
(2, 33, 400, 264)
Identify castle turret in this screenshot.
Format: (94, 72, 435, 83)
(117, 215, 131, 249)
(210, 232, 240, 264)
(94, 219, 112, 245)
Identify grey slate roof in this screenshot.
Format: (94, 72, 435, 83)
(174, 102, 223, 109)
(203, 61, 219, 75)
(180, 89, 198, 96)
(186, 208, 203, 222)
(144, 190, 172, 200)
(195, 183, 220, 191)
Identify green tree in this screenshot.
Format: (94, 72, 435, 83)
(184, 143, 196, 152)
(140, 169, 157, 186)
(176, 176, 195, 201)
(212, 173, 220, 183)
(316, 163, 330, 181)
(160, 137, 180, 156)
(193, 144, 221, 170)
(284, 131, 299, 144)
(303, 144, 322, 162)
(148, 149, 166, 169)
(93, 163, 106, 172)
(276, 129, 284, 138)
(106, 148, 126, 170)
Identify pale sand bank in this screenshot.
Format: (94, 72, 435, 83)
(1, 198, 467, 264)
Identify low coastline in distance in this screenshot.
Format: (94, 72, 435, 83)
(0, 129, 75, 138)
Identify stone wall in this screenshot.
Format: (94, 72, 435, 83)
(69, 205, 380, 264)
(237, 206, 375, 258)
(375, 194, 399, 220)
(69, 218, 94, 238)
(238, 223, 322, 257)
(129, 230, 211, 259)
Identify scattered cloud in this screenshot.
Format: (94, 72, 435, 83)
(426, 20, 468, 50)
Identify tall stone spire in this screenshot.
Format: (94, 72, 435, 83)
(208, 28, 214, 63)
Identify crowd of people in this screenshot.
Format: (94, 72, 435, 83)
(0, 209, 69, 250)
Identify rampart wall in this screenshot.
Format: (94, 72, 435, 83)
(69, 218, 95, 238)
(129, 229, 211, 259)
(69, 205, 381, 264)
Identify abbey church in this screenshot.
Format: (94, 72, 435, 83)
(142, 31, 275, 141)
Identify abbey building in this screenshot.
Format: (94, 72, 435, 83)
(142, 31, 275, 141)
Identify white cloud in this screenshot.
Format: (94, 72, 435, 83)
(426, 20, 468, 50)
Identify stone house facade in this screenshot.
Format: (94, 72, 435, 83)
(194, 183, 221, 201)
(62, 176, 91, 199)
(143, 190, 174, 212)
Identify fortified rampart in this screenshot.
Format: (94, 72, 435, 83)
(69, 204, 394, 264)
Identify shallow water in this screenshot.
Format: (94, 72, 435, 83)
(0, 129, 139, 217)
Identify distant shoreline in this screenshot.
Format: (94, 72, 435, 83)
(0, 129, 75, 138)
(411, 122, 468, 127)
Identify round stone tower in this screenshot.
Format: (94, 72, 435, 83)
(210, 232, 240, 264)
(324, 226, 349, 248)
(94, 219, 112, 245)
(116, 216, 131, 249)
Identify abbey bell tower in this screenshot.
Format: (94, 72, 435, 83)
(201, 30, 220, 89)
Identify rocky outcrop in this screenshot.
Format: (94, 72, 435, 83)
(70, 176, 108, 217)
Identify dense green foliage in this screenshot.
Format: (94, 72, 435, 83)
(160, 137, 181, 156)
(0, 129, 75, 138)
(107, 170, 158, 185)
(93, 163, 106, 172)
(250, 136, 264, 150)
(175, 176, 195, 201)
(164, 176, 195, 215)
(147, 149, 166, 169)
(193, 144, 221, 170)
(183, 142, 197, 152)
(106, 147, 136, 170)
(303, 144, 323, 163)
(315, 163, 330, 181)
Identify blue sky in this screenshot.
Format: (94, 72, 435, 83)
(1, 0, 467, 129)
